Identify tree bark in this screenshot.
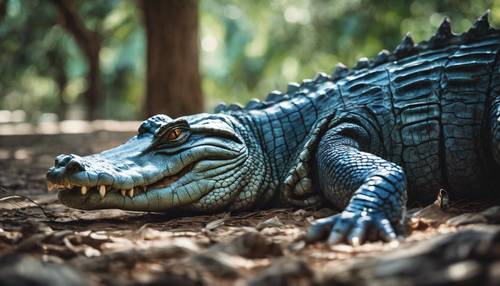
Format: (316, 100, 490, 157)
(0, 0, 6, 23)
(141, 0, 203, 118)
(50, 0, 102, 120)
(47, 49, 68, 120)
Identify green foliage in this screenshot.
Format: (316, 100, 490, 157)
(0, 0, 498, 120)
(0, 0, 143, 121)
(200, 0, 499, 109)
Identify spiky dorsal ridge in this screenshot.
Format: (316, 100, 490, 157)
(214, 72, 331, 113)
(215, 11, 499, 113)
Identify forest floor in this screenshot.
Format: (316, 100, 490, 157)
(0, 124, 500, 286)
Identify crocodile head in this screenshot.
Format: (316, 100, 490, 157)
(46, 114, 255, 212)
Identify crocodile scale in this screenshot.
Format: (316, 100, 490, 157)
(47, 12, 500, 244)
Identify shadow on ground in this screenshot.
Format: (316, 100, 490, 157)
(1, 128, 500, 285)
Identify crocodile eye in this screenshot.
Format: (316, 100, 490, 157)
(167, 128, 182, 141)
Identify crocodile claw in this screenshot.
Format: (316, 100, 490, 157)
(306, 211, 399, 245)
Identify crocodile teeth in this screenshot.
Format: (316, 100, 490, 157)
(121, 189, 127, 197)
(127, 188, 134, 198)
(99, 185, 106, 198)
(81, 186, 88, 195)
(47, 182, 55, 192)
(47, 182, 66, 192)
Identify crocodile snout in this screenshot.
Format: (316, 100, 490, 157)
(54, 154, 85, 171)
(47, 154, 86, 184)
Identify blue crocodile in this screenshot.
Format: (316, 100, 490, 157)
(46, 12, 500, 245)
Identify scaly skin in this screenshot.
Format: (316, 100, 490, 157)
(47, 12, 500, 245)
(47, 113, 271, 212)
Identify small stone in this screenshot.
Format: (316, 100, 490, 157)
(204, 218, 226, 231)
(256, 216, 284, 230)
(292, 209, 308, 221)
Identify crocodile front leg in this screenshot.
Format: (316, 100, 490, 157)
(307, 122, 407, 245)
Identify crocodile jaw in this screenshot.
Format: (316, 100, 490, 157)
(55, 162, 212, 211)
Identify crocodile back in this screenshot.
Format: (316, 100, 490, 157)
(330, 34, 500, 202)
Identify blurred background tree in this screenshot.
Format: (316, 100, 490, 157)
(0, 0, 498, 122)
(51, 0, 104, 120)
(141, 0, 203, 118)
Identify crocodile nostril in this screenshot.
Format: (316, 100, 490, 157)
(55, 154, 76, 168)
(65, 159, 85, 173)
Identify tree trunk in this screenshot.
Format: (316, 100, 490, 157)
(141, 0, 203, 118)
(47, 49, 68, 120)
(0, 0, 6, 22)
(55, 74, 68, 121)
(50, 0, 102, 120)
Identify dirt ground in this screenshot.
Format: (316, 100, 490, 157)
(1, 126, 500, 286)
